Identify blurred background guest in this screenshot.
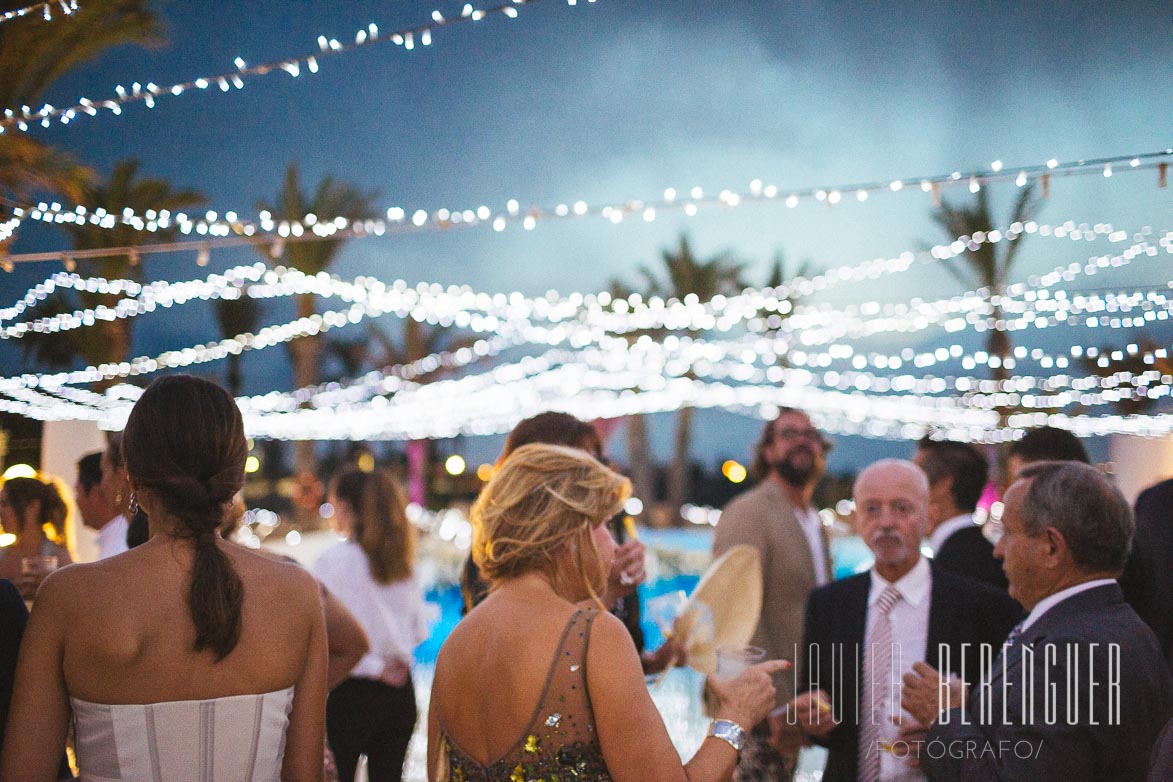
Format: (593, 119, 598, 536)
(73, 451, 126, 561)
(1004, 425, 1089, 483)
(0, 476, 73, 601)
(1119, 475, 1173, 666)
(914, 438, 1006, 590)
(0, 579, 27, 760)
(315, 467, 430, 782)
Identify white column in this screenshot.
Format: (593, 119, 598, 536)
(41, 420, 110, 563)
(1108, 434, 1173, 505)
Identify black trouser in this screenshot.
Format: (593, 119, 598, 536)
(327, 676, 417, 782)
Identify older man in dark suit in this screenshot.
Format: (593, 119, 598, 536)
(904, 461, 1173, 782)
(769, 459, 1020, 782)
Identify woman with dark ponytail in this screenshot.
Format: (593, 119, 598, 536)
(1, 375, 328, 781)
(314, 467, 430, 782)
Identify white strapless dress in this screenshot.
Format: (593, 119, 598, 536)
(70, 686, 294, 782)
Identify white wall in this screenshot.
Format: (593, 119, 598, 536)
(41, 420, 109, 563)
(1108, 434, 1173, 505)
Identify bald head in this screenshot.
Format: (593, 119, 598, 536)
(854, 459, 929, 581)
(855, 459, 930, 501)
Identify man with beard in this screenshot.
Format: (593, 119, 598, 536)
(713, 408, 835, 780)
(771, 460, 1019, 782)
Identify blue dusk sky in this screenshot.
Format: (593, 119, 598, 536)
(3, 1, 1171, 470)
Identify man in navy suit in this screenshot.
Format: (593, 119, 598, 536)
(769, 459, 1020, 782)
(914, 438, 1007, 590)
(904, 461, 1172, 782)
(1120, 477, 1173, 664)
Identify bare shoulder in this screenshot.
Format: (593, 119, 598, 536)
(30, 559, 91, 613)
(585, 609, 638, 661)
(35, 554, 138, 604)
(233, 547, 319, 599)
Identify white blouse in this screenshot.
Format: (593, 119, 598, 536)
(313, 540, 431, 680)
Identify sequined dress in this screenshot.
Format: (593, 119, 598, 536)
(438, 608, 612, 782)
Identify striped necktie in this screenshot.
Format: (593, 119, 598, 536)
(859, 584, 903, 782)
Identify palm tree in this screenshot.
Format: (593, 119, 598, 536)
(758, 251, 808, 338)
(214, 292, 262, 397)
(367, 318, 478, 506)
(931, 184, 1040, 388)
(1079, 337, 1173, 416)
(20, 160, 204, 376)
(57, 159, 205, 371)
(0, 0, 162, 252)
(607, 276, 656, 522)
(255, 164, 379, 473)
(637, 235, 748, 521)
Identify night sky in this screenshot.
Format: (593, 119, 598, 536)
(4, 0, 1171, 469)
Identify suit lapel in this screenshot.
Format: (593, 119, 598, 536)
(990, 584, 1120, 687)
(846, 576, 871, 728)
(925, 566, 952, 671)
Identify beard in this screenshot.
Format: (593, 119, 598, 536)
(770, 445, 819, 487)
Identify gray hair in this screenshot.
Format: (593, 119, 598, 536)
(1017, 461, 1133, 574)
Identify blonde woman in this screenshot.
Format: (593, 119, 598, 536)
(314, 468, 430, 782)
(428, 443, 784, 782)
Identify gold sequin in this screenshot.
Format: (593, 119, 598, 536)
(525, 734, 540, 754)
(511, 763, 526, 782)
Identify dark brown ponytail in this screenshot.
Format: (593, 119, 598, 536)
(122, 375, 248, 660)
(331, 468, 415, 584)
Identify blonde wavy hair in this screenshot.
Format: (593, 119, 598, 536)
(471, 443, 631, 606)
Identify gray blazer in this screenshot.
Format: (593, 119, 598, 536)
(713, 478, 831, 706)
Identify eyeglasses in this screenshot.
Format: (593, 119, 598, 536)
(775, 427, 822, 441)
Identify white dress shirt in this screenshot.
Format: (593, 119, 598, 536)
(1021, 578, 1117, 633)
(927, 513, 976, 556)
(313, 540, 432, 680)
(96, 514, 129, 560)
(796, 506, 831, 586)
(866, 556, 932, 782)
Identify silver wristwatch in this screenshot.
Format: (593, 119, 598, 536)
(708, 719, 747, 752)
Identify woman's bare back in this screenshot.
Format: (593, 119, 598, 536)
(432, 587, 592, 765)
(52, 537, 320, 705)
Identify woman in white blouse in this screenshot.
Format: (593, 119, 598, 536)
(314, 468, 429, 782)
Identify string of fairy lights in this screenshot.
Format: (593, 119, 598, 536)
(2, 226, 1169, 402)
(3, 150, 1170, 269)
(0, 0, 1168, 442)
(0, 0, 558, 135)
(6, 343, 1172, 443)
(2, 225, 1168, 348)
(2, 240, 1170, 433)
(4, 219, 1166, 342)
(0, 0, 76, 25)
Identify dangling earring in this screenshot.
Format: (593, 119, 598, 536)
(128, 492, 140, 515)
